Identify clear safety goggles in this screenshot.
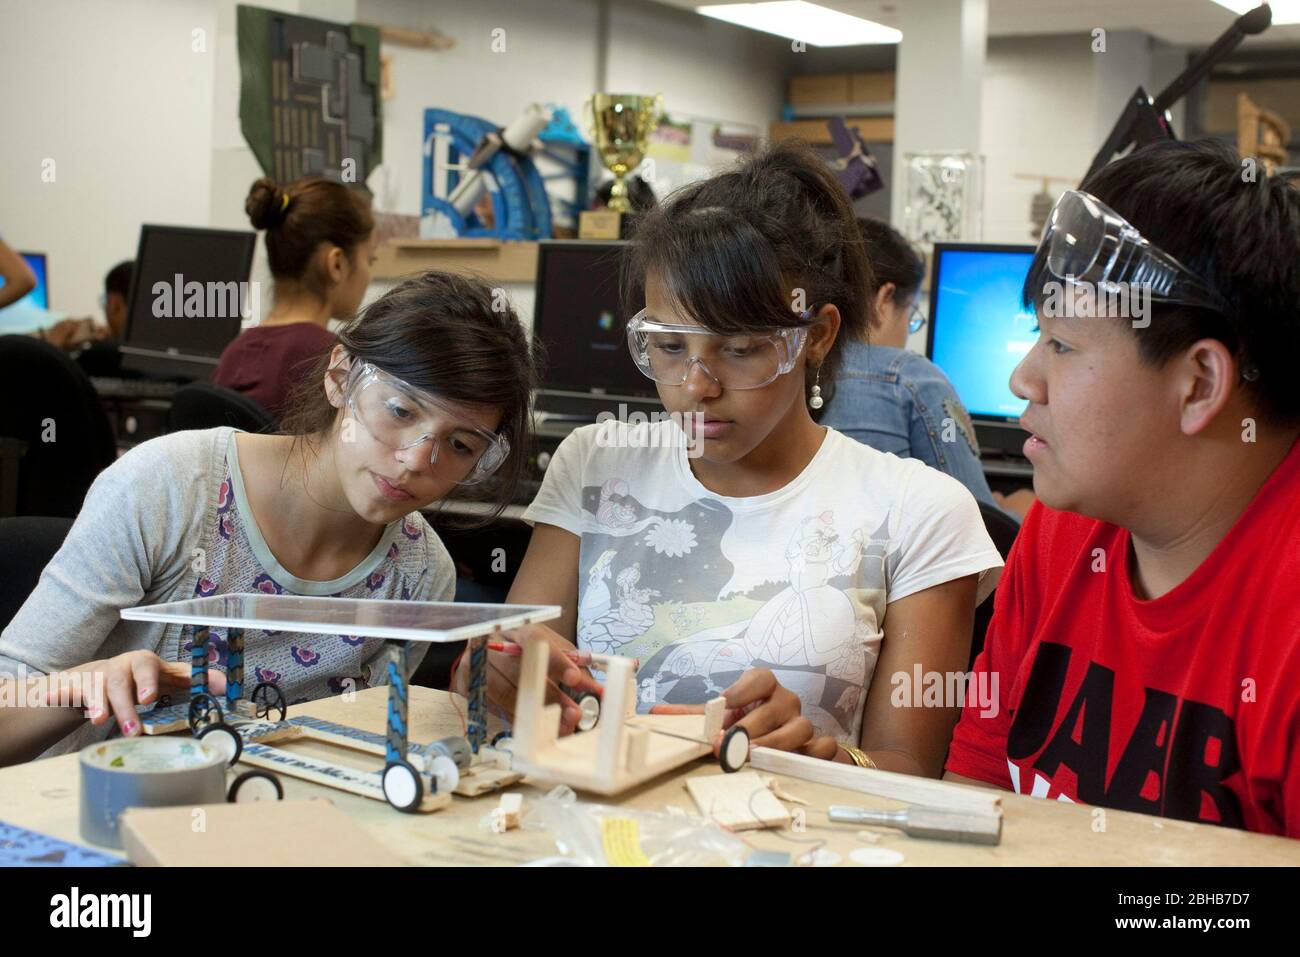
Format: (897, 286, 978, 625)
(906, 300, 926, 335)
(626, 309, 809, 390)
(343, 360, 509, 486)
(1040, 189, 1230, 313)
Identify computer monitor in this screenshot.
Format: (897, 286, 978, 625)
(926, 243, 1038, 456)
(16, 252, 48, 308)
(531, 241, 658, 411)
(0, 252, 50, 332)
(120, 225, 256, 380)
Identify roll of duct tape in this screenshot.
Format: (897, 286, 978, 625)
(79, 737, 227, 849)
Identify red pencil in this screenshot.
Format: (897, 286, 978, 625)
(487, 640, 595, 667)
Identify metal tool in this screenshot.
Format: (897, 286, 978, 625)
(829, 803, 1002, 845)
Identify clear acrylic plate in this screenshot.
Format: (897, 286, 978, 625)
(120, 594, 562, 643)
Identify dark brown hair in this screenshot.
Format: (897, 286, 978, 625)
(281, 271, 542, 524)
(1022, 139, 1300, 426)
(858, 217, 925, 303)
(246, 176, 374, 297)
(624, 138, 872, 404)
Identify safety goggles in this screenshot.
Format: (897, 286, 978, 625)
(906, 299, 926, 335)
(343, 360, 509, 486)
(1040, 189, 1231, 313)
(626, 309, 809, 390)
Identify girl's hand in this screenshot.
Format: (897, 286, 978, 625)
(652, 667, 840, 760)
(451, 624, 603, 736)
(40, 651, 225, 736)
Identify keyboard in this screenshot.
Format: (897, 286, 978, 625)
(90, 377, 181, 399)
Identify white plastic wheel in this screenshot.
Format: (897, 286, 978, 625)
(197, 723, 242, 766)
(721, 726, 750, 773)
(382, 761, 421, 811)
(577, 693, 601, 732)
(229, 771, 282, 803)
(429, 754, 460, 794)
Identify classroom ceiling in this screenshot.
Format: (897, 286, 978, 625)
(653, 1, 1300, 47)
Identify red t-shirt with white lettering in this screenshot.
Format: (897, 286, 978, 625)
(946, 439, 1300, 838)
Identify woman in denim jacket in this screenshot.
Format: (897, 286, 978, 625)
(821, 218, 1000, 509)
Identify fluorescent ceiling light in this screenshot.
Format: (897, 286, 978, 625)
(1210, 1, 1300, 25)
(696, 2, 902, 46)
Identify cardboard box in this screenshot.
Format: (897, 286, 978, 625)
(579, 209, 623, 240)
(120, 798, 403, 867)
(850, 71, 895, 103)
(789, 73, 852, 107)
(769, 116, 895, 145)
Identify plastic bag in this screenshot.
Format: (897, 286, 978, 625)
(524, 785, 751, 867)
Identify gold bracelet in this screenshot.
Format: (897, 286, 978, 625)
(841, 745, 877, 769)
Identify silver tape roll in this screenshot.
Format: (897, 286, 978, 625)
(79, 737, 227, 849)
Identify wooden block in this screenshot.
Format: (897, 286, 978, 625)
(749, 747, 1001, 815)
(495, 792, 523, 831)
(702, 696, 724, 740)
(686, 771, 791, 831)
(790, 73, 851, 107)
(849, 71, 895, 103)
(625, 726, 649, 772)
(120, 799, 403, 867)
(454, 764, 524, 798)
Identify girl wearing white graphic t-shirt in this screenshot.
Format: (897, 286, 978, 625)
(453, 140, 1003, 774)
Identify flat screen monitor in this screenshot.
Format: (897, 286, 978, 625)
(120, 225, 256, 380)
(0, 252, 50, 333)
(14, 252, 48, 308)
(532, 241, 656, 403)
(926, 243, 1040, 424)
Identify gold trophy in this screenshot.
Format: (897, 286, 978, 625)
(581, 93, 661, 237)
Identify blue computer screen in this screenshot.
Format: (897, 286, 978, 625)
(928, 247, 1037, 420)
(0, 252, 48, 310)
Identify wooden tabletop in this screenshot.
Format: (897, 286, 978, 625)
(3, 687, 1296, 867)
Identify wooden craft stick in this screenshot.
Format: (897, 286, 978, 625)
(749, 747, 1002, 815)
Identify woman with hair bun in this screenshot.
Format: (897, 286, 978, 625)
(213, 176, 376, 421)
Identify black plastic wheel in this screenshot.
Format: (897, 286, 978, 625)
(227, 769, 283, 803)
(197, 721, 243, 767)
(250, 681, 288, 722)
(382, 759, 424, 813)
(187, 692, 223, 734)
(719, 725, 750, 773)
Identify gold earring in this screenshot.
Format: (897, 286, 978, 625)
(809, 365, 823, 410)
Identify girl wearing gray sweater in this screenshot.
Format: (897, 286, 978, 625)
(0, 270, 539, 762)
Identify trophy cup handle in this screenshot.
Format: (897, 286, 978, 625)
(582, 96, 595, 138)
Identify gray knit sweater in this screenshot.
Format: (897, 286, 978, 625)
(0, 427, 456, 757)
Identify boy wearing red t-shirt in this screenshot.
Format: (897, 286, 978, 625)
(944, 140, 1300, 838)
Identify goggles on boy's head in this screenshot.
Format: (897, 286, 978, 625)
(1037, 189, 1231, 314)
(626, 309, 809, 390)
(342, 359, 509, 485)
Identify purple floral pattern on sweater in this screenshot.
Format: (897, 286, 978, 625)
(180, 461, 443, 706)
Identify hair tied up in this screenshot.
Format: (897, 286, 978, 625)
(244, 177, 294, 232)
